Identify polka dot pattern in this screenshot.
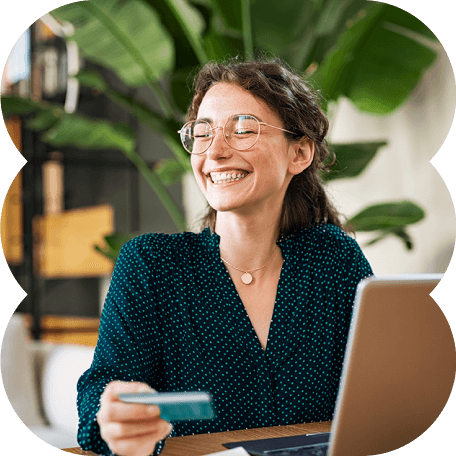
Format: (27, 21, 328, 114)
(77, 224, 373, 455)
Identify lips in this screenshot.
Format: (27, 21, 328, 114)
(209, 171, 249, 184)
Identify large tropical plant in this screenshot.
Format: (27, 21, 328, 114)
(2, 0, 435, 260)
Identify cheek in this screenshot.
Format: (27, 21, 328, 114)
(190, 157, 207, 189)
(190, 156, 202, 175)
(259, 146, 288, 172)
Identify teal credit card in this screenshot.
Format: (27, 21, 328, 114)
(118, 391, 214, 422)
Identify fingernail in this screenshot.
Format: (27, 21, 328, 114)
(147, 405, 160, 414)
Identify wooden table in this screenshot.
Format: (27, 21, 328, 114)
(63, 421, 331, 456)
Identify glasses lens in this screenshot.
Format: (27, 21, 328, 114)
(180, 120, 212, 154)
(225, 115, 260, 151)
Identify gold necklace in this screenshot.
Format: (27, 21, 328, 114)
(220, 245, 278, 285)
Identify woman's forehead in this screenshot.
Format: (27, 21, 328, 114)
(197, 82, 279, 124)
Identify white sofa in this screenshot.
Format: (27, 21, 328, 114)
(1, 313, 95, 449)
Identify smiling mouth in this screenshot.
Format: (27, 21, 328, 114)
(209, 171, 250, 184)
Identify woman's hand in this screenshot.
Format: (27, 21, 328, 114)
(97, 381, 173, 456)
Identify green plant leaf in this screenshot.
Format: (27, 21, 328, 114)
(310, 2, 437, 114)
(364, 227, 414, 250)
(347, 201, 425, 232)
(288, 0, 366, 71)
(1, 95, 65, 132)
(169, 65, 198, 113)
(75, 69, 191, 171)
(250, 0, 365, 70)
(390, 228, 413, 250)
(162, 0, 208, 64)
(380, 4, 438, 41)
(1, 95, 41, 115)
(74, 69, 108, 92)
(26, 107, 187, 230)
(322, 141, 387, 182)
(313, 0, 364, 36)
(154, 159, 187, 185)
(26, 110, 61, 131)
(26, 105, 187, 231)
(202, 27, 243, 61)
(147, 0, 207, 62)
(301, 0, 368, 71)
(363, 231, 389, 247)
(94, 245, 118, 264)
(51, 0, 174, 88)
(94, 232, 138, 263)
(40, 109, 187, 230)
(43, 113, 136, 154)
(197, 0, 246, 62)
(208, 0, 244, 33)
(251, 0, 312, 58)
(104, 233, 136, 252)
(75, 69, 176, 136)
(5, 0, 434, 251)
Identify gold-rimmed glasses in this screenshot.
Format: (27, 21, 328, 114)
(178, 114, 296, 155)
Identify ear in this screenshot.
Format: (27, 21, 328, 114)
(288, 137, 314, 175)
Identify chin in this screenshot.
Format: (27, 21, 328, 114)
(205, 197, 241, 213)
(206, 202, 236, 213)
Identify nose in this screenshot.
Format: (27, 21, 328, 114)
(205, 125, 232, 160)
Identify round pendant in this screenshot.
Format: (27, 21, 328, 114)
(241, 272, 253, 285)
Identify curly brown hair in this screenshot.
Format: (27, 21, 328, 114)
(187, 58, 343, 236)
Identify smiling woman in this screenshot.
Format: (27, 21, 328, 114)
(76, 58, 373, 456)
(187, 60, 343, 238)
(190, 82, 307, 219)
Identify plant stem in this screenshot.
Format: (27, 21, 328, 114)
(101, 84, 191, 171)
(164, 137, 193, 172)
(126, 149, 187, 231)
(242, 0, 254, 60)
(163, 0, 208, 64)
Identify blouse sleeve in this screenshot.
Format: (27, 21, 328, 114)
(343, 236, 374, 318)
(76, 235, 167, 456)
(334, 235, 374, 392)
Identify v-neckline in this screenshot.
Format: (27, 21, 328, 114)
(224, 250, 286, 354)
(204, 228, 293, 357)
(200, 227, 307, 367)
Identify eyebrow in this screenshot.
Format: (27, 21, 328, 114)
(196, 114, 266, 124)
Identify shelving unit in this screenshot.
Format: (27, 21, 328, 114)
(3, 20, 129, 341)
(3, 17, 182, 342)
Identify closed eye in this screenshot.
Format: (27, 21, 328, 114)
(235, 130, 255, 135)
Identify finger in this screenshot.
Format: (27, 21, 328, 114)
(98, 401, 161, 424)
(100, 417, 170, 441)
(106, 421, 173, 456)
(101, 381, 155, 405)
(108, 431, 158, 456)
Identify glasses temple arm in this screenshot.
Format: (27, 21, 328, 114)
(259, 122, 297, 136)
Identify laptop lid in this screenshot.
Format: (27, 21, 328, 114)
(329, 274, 455, 456)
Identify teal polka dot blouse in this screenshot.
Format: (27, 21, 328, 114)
(77, 224, 373, 455)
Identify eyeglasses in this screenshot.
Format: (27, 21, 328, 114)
(178, 114, 296, 155)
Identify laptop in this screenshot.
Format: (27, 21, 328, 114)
(224, 274, 455, 456)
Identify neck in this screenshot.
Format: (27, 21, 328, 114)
(215, 210, 281, 271)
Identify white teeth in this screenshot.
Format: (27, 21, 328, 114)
(210, 171, 248, 183)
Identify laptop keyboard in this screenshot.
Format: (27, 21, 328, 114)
(262, 444, 329, 456)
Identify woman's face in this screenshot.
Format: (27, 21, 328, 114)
(191, 83, 309, 216)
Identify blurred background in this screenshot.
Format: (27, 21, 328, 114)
(1, 0, 456, 338)
(0, 0, 455, 452)
(1, 0, 455, 334)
